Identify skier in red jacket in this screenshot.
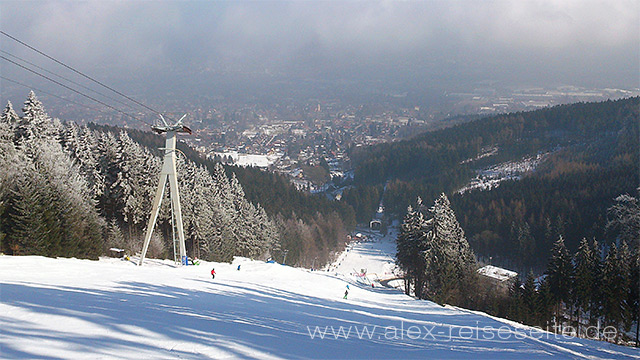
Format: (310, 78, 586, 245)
(211, 268, 216, 279)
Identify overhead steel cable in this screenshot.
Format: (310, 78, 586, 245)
(1, 75, 123, 117)
(0, 31, 165, 119)
(1, 55, 151, 125)
(0, 49, 141, 112)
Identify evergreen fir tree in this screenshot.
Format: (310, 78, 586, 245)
(537, 277, 555, 330)
(545, 235, 573, 326)
(522, 270, 540, 326)
(607, 194, 640, 246)
(396, 199, 428, 298)
(602, 243, 625, 342)
(78, 125, 105, 199)
(1, 101, 19, 126)
(588, 239, 603, 327)
(517, 221, 535, 266)
(18, 91, 59, 141)
(508, 275, 524, 323)
(629, 244, 640, 347)
(618, 241, 634, 334)
(111, 131, 159, 236)
(573, 238, 596, 336)
(425, 193, 476, 304)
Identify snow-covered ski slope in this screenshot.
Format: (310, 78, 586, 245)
(1, 235, 638, 359)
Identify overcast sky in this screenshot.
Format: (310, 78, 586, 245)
(1, 0, 638, 94)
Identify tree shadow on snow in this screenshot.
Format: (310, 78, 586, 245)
(1, 280, 637, 359)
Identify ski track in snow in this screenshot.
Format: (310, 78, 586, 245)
(1, 232, 638, 359)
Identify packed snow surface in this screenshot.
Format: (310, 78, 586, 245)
(1, 233, 638, 359)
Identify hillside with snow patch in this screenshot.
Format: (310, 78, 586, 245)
(1, 235, 638, 359)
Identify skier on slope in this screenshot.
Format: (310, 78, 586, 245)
(211, 268, 216, 279)
(343, 284, 349, 299)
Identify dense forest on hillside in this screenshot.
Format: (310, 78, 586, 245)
(97, 124, 356, 267)
(0, 92, 352, 267)
(396, 194, 639, 346)
(344, 97, 639, 269)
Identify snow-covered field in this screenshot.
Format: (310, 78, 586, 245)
(1, 235, 638, 359)
(458, 153, 548, 194)
(214, 151, 280, 168)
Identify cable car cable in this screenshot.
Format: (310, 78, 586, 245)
(1, 31, 165, 119)
(1, 55, 150, 125)
(0, 49, 141, 111)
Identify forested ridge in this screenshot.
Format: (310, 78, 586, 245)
(0, 92, 352, 267)
(396, 194, 639, 346)
(388, 99, 639, 345)
(345, 97, 639, 269)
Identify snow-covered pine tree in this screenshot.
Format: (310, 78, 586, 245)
(105, 218, 126, 250)
(197, 164, 228, 260)
(396, 198, 430, 298)
(229, 173, 262, 258)
(0, 105, 24, 251)
(0, 117, 15, 244)
(61, 121, 80, 155)
(34, 140, 104, 257)
(76, 125, 105, 199)
(397, 203, 416, 295)
(60, 122, 103, 199)
(211, 162, 237, 260)
(1, 93, 104, 258)
(19, 91, 47, 138)
(424, 193, 476, 304)
(254, 204, 280, 259)
(212, 163, 233, 207)
(18, 91, 61, 142)
(111, 131, 159, 236)
(176, 159, 218, 260)
(607, 194, 640, 246)
(1, 101, 19, 126)
(0, 107, 14, 144)
(193, 164, 219, 258)
(96, 130, 121, 218)
(8, 162, 55, 255)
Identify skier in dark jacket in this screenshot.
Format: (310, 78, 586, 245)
(211, 268, 216, 279)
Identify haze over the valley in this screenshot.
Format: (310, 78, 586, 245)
(1, 0, 638, 106)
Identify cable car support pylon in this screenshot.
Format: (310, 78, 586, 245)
(139, 114, 192, 266)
